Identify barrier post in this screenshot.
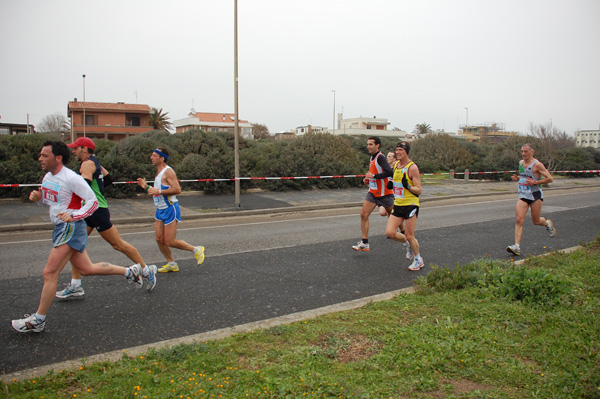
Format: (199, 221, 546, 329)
(449, 169, 454, 182)
(464, 169, 469, 182)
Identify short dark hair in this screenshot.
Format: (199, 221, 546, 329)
(368, 136, 381, 147)
(43, 140, 70, 164)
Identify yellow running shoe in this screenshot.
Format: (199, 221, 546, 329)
(194, 246, 206, 265)
(158, 263, 179, 273)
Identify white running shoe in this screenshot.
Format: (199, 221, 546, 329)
(127, 264, 144, 289)
(352, 241, 370, 252)
(11, 314, 45, 333)
(56, 283, 85, 299)
(144, 265, 157, 291)
(546, 219, 556, 238)
(506, 244, 521, 256)
(408, 257, 424, 271)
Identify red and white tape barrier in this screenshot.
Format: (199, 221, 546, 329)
(1, 170, 599, 188)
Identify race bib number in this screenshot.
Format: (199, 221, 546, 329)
(393, 182, 405, 199)
(41, 181, 61, 204)
(368, 178, 377, 190)
(518, 177, 531, 194)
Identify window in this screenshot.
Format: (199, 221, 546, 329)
(85, 115, 95, 126)
(126, 116, 140, 126)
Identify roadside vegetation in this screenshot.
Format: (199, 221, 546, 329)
(1, 130, 599, 199)
(3, 235, 599, 398)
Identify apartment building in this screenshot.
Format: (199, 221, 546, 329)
(68, 101, 152, 142)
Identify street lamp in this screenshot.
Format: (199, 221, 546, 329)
(464, 107, 468, 127)
(83, 74, 86, 137)
(331, 90, 336, 133)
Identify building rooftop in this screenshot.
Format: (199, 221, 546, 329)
(68, 101, 151, 112)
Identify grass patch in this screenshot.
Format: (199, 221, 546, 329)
(4, 236, 600, 398)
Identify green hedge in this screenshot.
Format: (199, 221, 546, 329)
(1, 131, 598, 199)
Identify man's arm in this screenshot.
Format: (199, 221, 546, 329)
(162, 169, 182, 195)
(101, 166, 114, 186)
(366, 154, 393, 179)
(57, 175, 98, 222)
(406, 164, 423, 197)
(79, 160, 96, 185)
(533, 162, 553, 185)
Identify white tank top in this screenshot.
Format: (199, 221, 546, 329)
(153, 166, 178, 209)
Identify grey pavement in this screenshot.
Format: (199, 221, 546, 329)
(1, 176, 599, 231)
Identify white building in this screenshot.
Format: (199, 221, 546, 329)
(331, 115, 408, 139)
(295, 125, 328, 136)
(174, 110, 253, 139)
(574, 127, 600, 149)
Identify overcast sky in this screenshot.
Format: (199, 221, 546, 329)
(1, 0, 599, 135)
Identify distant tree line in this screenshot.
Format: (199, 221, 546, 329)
(1, 128, 598, 199)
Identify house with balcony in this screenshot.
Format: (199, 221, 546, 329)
(458, 123, 518, 143)
(174, 110, 253, 139)
(67, 100, 152, 142)
(0, 122, 34, 135)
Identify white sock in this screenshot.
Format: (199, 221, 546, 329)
(34, 313, 46, 322)
(71, 279, 81, 287)
(141, 266, 149, 277)
(125, 268, 132, 278)
(169, 261, 177, 266)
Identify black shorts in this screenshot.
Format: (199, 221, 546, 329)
(391, 205, 419, 220)
(519, 191, 543, 205)
(85, 207, 113, 232)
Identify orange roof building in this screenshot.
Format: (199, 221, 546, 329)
(174, 110, 253, 139)
(67, 100, 152, 142)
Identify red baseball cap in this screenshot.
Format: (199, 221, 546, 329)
(67, 137, 95, 150)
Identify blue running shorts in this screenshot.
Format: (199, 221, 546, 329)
(52, 220, 88, 252)
(154, 203, 181, 225)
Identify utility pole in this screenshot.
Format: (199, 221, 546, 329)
(233, 0, 240, 207)
(83, 74, 86, 137)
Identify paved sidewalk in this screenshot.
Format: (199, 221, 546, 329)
(1, 176, 598, 232)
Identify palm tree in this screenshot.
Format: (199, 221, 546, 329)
(415, 123, 432, 135)
(149, 107, 174, 132)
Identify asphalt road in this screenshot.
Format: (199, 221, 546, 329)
(1, 188, 599, 377)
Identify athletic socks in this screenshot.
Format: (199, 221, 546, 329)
(71, 279, 82, 287)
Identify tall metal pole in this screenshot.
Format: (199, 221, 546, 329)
(83, 74, 86, 137)
(233, 0, 241, 207)
(464, 107, 468, 127)
(331, 90, 335, 133)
